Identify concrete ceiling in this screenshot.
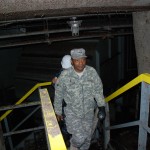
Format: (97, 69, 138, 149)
(0, 0, 150, 21)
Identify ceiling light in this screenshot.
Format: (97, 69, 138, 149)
(67, 17, 82, 36)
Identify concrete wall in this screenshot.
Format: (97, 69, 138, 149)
(133, 11, 150, 74)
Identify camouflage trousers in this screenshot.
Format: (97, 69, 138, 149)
(65, 109, 94, 150)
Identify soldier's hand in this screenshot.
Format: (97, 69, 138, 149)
(52, 77, 58, 84)
(98, 106, 106, 121)
(56, 114, 63, 122)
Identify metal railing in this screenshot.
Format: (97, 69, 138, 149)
(104, 73, 150, 150)
(0, 81, 67, 150)
(0, 73, 150, 150)
(0, 82, 51, 121)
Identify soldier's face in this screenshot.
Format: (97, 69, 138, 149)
(71, 57, 86, 73)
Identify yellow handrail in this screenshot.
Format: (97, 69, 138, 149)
(39, 88, 67, 150)
(105, 73, 150, 102)
(1, 73, 150, 121)
(0, 82, 52, 121)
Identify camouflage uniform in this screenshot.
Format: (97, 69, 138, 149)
(54, 65, 105, 150)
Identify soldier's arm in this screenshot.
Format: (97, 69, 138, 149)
(53, 74, 64, 116)
(93, 69, 105, 107)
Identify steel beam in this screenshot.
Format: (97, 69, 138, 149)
(106, 120, 139, 130)
(3, 126, 44, 136)
(0, 102, 40, 111)
(11, 106, 41, 132)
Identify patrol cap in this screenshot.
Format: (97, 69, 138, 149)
(70, 48, 87, 59)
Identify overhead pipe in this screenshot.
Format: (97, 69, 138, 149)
(0, 24, 132, 39)
(0, 13, 132, 24)
(0, 31, 133, 48)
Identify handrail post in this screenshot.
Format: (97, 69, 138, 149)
(138, 82, 150, 150)
(4, 118, 13, 150)
(0, 123, 6, 150)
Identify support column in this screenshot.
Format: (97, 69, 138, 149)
(133, 11, 150, 74)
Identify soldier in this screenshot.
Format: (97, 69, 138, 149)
(52, 55, 72, 84)
(54, 48, 106, 150)
(52, 55, 72, 146)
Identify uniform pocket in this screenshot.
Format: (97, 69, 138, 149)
(83, 80, 94, 96)
(65, 78, 80, 101)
